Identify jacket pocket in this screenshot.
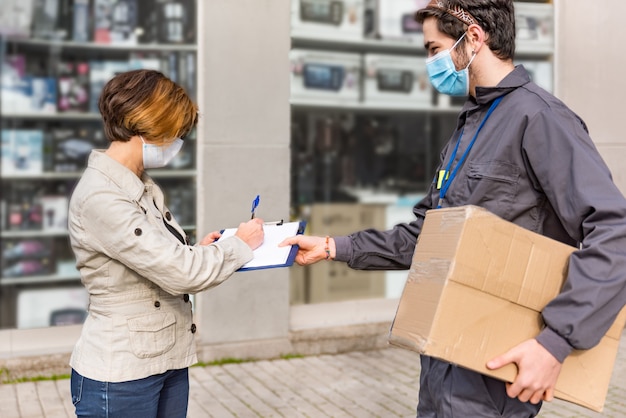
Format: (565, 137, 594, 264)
(465, 161, 520, 218)
(467, 161, 519, 184)
(127, 312, 176, 359)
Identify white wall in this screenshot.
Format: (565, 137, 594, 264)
(194, 0, 293, 359)
(554, 0, 626, 194)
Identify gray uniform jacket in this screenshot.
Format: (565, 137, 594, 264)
(68, 150, 253, 382)
(335, 65, 626, 364)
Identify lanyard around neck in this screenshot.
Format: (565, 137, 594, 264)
(438, 96, 504, 209)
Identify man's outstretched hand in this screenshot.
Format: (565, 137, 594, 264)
(279, 235, 333, 265)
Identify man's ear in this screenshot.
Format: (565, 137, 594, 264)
(466, 23, 486, 53)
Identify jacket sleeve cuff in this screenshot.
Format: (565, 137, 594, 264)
(218, 236, 255, 265)
(333, 235, 353, 262)
(535, 327, 574, 363)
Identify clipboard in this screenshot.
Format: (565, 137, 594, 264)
(218, 220, 306, 271)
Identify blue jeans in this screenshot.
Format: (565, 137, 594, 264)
(71, 368, 189, 418)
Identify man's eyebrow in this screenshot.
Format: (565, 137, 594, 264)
(424, 40, 434, 50)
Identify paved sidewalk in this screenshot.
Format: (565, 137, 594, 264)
(1, 332, 625, 417)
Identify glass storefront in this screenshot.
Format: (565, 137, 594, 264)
(0, 0, 197, 329)
(288, 0, 554, 304)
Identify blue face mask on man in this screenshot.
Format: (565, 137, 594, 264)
(425, 32, 476, 97)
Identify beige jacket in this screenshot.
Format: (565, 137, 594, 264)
(68, 150, 253, 382)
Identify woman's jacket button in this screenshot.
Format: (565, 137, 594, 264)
(134, 228, 142, 236)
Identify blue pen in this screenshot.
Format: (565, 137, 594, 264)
(251, 195, 260, 219)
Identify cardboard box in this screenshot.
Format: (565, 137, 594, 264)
(389, 205, 626, 412)
(308, 203, 386, 303)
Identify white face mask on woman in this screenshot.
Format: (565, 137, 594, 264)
(140, 136, 184, 169)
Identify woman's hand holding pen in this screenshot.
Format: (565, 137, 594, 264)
(199, 230, 222, 245)
(279, 235, 335, 265)
(235, 218, 265, 250)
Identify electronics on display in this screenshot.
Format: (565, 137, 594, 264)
(365, 0, 429, 42)
(292, 0, 364, 40)
(300, 0, 344, 25)
(0, 0, 198, 329)
(377, 69, 413, 93)
(290, 49, 361, 104)
(514, 2, 553, 53)
(303, 64, 345, 91)
(364, 54, 431, 108)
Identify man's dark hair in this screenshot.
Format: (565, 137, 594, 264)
(416, 0, 516, 60)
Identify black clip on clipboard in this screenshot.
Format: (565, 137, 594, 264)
(218, 220, 306, 271)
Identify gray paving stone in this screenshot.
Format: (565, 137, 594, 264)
(0, 383, 20, 418)
(3, 331, 626, 417)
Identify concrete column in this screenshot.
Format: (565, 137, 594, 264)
(554, 0, 626, 193)
(195, 0, 293, 360)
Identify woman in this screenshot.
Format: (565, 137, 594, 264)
(67, 69, 264, 417)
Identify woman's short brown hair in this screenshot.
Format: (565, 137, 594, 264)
(98, 69, 198, 144)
